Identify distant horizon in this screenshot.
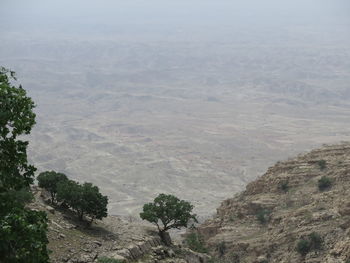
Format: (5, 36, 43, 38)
(1, 0, 350, 217)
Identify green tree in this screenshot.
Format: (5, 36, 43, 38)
(81, 182, 108, 224)
(37, 171, 68, 203)
(0, 67, 36, 193)
(140, 193, 197, 244)
(57, 179, 82, 216)
(0, 67, 49, 262)
(0, 209, 49, 263)
(57, 180, 108, 223)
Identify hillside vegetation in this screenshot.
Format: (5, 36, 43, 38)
(2, 66, 350, 262)
(197, 143, 350, 262)
(29, 187, 208, 263)
(37, 143, 350, 263)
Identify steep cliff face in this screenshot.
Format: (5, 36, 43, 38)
(198, 143, 350, 262)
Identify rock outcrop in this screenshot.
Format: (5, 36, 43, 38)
(198, 143, 350, 262)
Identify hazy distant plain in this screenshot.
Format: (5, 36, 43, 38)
(1, 1, 350, 217)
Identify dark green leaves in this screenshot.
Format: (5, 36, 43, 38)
(140, 193, 197, 232)
(0, 67, 36, 139)
(0, 67, 37, 192)
(0, 67, 49, 262)
(57, 180, 108, 222)
(37, 171, 68, 203)
(81, 182, 108, 221)
(0, 209, 49, 263)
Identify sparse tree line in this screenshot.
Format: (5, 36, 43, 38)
(37, 171, 108, 224)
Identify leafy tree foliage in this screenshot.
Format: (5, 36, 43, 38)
(57, 180, 108, 223)
(140, 193, 197, 243)
(81, 182, 108, 223)
(37, 171, 68, 203)
(0, 67, 49, 262)
(0, 67, 36, 192)
(57, 179, 82, 215)
(0, 68, 36, 139)
(0, 209, 49, 263)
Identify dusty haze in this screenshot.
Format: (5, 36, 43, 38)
(1, 0, 350, 218)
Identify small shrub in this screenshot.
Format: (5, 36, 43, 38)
(318, 176, 332, 191)
(296, 239, 311, 255)
(309, 232, 323, 250)
(279, 181, 289, 192)
(217, 241, 226, 257)
(97, 257, 124, 263)
(256, 209, 270, 224)
(185, 232, 207, 253)
(317, 160, 326, 170)
(296, 232, 323, 256)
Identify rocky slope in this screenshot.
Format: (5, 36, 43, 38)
(29, 187, 209, 263)
(198, 143, 350, 263)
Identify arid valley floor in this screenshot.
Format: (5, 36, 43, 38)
(2, 21, 350, 218)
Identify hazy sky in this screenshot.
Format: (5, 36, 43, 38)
(1, 0, 349, 34)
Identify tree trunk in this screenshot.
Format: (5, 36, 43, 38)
(159, 231, 172, 246)
(51, 192, 55, 204)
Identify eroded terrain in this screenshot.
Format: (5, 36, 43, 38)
(1, 26, 350, 217)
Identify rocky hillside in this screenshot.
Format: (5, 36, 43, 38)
(198, 143, 350, 263)
(29, 143, 350, 263)
(29, 187, 209, 263)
